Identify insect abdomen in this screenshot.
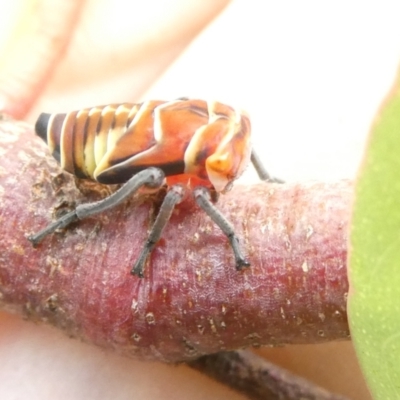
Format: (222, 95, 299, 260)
(36, 103, 150, 181)
(36, 113, 61, 162)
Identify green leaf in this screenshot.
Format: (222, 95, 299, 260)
(348, 68, 400, 399)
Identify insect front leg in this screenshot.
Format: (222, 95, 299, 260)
(194, 186, 250, 271)
(131, 184, 185, 278)
(251, 149, 283, 183)
(28, 168, 165, 246)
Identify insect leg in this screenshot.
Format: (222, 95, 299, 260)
(132, 184, 185, 278)
(251, 149, 283, 183)
(28, 167, 165, 246)
(193, 186, 250, 271)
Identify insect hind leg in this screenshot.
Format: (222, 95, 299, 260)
(131, 184, 185, 278)
(28, 167, 165, 246)
(194, 186, 250, 270)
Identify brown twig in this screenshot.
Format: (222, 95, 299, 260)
(189, 350, 350, 400)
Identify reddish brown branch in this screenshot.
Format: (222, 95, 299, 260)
(0, 119, 351, 362)
(189, 350, 350, 400)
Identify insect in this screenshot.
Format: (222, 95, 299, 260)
(28, 98, 279, 277)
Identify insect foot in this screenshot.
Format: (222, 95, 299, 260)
(193, 186, 250, 270)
